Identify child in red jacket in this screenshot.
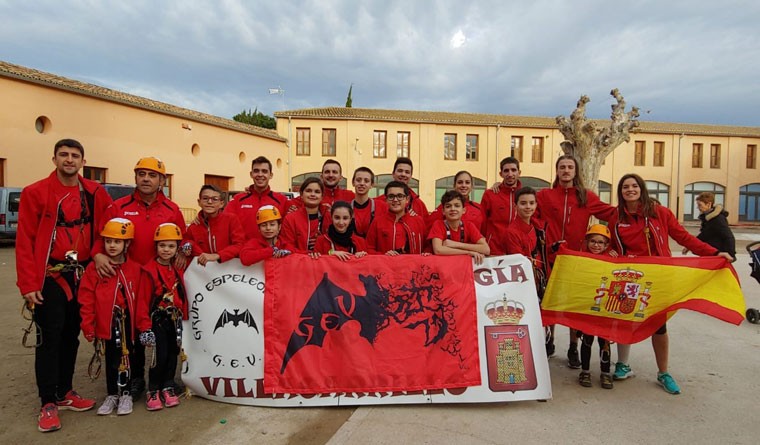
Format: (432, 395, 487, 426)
(181, 185, 245, 266)
(428, 190, 489, 264)
(79, 218, 147, 416)
(314, 201, 368, 261)
(239, 205, 292, 265)
(137, 223, 187, 411)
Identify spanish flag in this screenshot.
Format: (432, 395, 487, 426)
(541, 249, 745, 344)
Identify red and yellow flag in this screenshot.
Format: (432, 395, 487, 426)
(541, 249, 745, 344)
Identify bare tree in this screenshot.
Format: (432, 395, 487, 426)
(555, 89, 640, 193)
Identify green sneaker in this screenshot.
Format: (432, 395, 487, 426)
(613, 362, 634, 380)
(657, 372, 681, 395)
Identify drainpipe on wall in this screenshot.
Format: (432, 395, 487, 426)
(288, 116, 293, 192)
(677, 133, 684, 220)
(495, 124, 500, 185)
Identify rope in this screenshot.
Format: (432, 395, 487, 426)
(88, 339, 103, 380)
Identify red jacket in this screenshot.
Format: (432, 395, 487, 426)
(426, 200, 483, 233)
(406, 189, 429, 218)
(314, 233, 368, 254)
(352, 198, 388, 238)
(609, 204, 718, 258)
(280, 207, 328, 253)
(183, 211, 245, 262)
(224, 186, 288, 240)
(536, 185, 615, 262)
(500, 217, 550, 280)
(137, 260, 188, 332)
(98, 191, 186, 266)
(480, 181, 522, 255)
(239, 236, 288, 266)
(16, 171, 112, 296)
(79, 259, 149, 340)
(365, 210, 427, 254)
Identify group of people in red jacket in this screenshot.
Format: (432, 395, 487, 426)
(16, 139, 735, 433)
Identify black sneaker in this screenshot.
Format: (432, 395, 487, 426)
(545, 342, 556, 358)
(567, 347, 581, 369)
(129, 378, 146, 401)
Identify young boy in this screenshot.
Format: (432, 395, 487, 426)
(350, 167, 388, 238)
(79, 218, 147, 416)
(578, 224, 616, 389)
(427, 190, 490, 264)
(365, 181, 427, 255)
(239, 205, 292, 265)
(182, 185, 245, 266)
(137, 223, 187, 411)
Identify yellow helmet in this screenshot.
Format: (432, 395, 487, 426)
(586, 224, 611, 240)
(100, 218, 135, 239)
(154, 223, 183, 241)
(134, 157, 166, 176)
(256, 205, 281, 225)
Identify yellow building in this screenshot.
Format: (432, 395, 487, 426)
(275, 108, 760, 224)
(0, 60, 288, 215)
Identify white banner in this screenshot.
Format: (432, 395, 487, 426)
(182, 255, 552, 406)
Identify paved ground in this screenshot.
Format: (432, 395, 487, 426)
(1, 226, 758, 444)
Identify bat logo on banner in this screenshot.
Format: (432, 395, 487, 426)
(280, 266, 462, 373)
(213, 309, 259, 334)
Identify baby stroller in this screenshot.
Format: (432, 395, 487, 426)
(746, 241, 760, 324)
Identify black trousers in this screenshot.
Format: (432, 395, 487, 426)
(148, 313, 180, 391)
(104, 310, 134, 396)
(34, 274, 81, 405)
(580, 332, 611, 373)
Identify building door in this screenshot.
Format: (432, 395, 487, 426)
(739, 184, 760, 222)
(205, 175, 231, 191)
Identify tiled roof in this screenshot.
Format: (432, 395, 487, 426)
(275, 107, 760, 138)
(0, 60, 285, 142)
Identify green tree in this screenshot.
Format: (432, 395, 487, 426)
(232, 107, 276, 129)
(345, 84, 353, 108)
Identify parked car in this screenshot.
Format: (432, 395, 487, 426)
(0, 187, 22, 241)
(102, 183, 135, 201)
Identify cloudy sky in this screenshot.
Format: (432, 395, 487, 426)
(1, 0, 758, 126)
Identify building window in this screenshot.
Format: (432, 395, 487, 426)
(435, 175, 487, 204)
(692, 143, 703, 168)
(373, 130, 387, 158)
(397, 131, 410, 157)
(296, 128, 310, 156)
(710, 144, 721, 168)
(371, 174, 418, 198)
(511, 136, 523, 162)
(83, 166, 107, 183)
(444, 134, 457, 160)
(653, 141, 665, 167)
(531, 137, 544, 163)
(466, 134, 479, 161)
(748, 145, 758, 169)
(634, 141, 646, 166)
(322, 129, 336, 156)
(163, 174, 173, 199)
(684, 182, 724, 221)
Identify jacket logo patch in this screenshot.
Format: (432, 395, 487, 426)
(124, 211, 139, 216)
(240, 205, 254, 209)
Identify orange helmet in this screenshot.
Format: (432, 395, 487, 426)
(256, 205, 281, 225)
(585, 224, 611, 240)
(154, 223, 182, 241)
(134, 157, 166, 175)
(100, 218, 135, 239)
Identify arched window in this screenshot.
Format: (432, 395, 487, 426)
(291, 172, 347, 192)
(645, 181, 670, 209)
(520, 177, 550, 191)
(739, 183, 760, 222)
(434, 175, 487, 206)
(598, 180, 611, 204)
(372, 174, 419, 198)
(684, 182, 724, 221)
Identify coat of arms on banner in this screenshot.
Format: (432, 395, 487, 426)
(483, 297, 537, 392)
(592, 268, 652, 318)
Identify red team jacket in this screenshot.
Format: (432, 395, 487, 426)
(480, 181, 522, 255)
(426, 200, 484, 233)
(183, 211, 245, 262)
(225, 186, 288, 240)
(239, 236, 289, 266)
(351, 198, 388, 238)
(137, 260, 188, 332)
(365, 210, 427, 254)
(426, 219, 484, 244)
(406, 189, 429, 217)
(78, 259, 148, 340)
(314, 233, 368, 254)
(16, 172, 112, 297)
(280, 208, 328, 253)
(98, 191, 186, 266)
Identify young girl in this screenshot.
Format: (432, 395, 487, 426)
(79, 218, 146, 416)
(280, 177, 328, 253)
(577, 224, 616, 389)
(239, 205, 292, 265)
(137, 223, 187, 410)
(314, 201, 368, 261)
(426, 171, 483, 231)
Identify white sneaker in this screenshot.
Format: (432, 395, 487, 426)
(97, 395, 118, 415)
(117, 394, 133, 415)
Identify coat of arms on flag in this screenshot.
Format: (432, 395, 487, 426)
(595, 269, 651, 318)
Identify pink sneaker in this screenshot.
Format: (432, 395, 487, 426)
(145, 391, 163, 411)
(162, 387, 180, 408)
(56, 390, 95, 411)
